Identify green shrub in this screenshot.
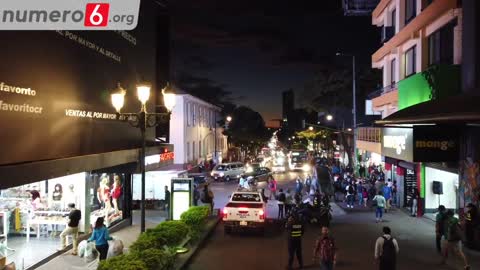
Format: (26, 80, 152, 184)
(152, 220, 190, 246)
(131, 248, 176, 270)
(97, 254, 147, 270)
(180, 206, 210, 238)
(130, 232, 165, 253)
(130, 220, 191, 253)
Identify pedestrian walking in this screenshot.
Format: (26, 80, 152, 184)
(435, 205, 447, 254)
(286, 214, 304, 269)
(88, 217, 113, 261)
(277, 189, 286, 220)
(164, 186, 171, 213)
(345, 182, 355, 208)
(362, 187, 368, 207)
(58, 203, 81, 255)
(372, 192, 386, 223)
(357, 181, 364, 206)
(269, 178, 277, 200)
(382, 185, 392, 212)
(465, 203, 479, 249)
(304, 175, 312, 195)
(391, 180, 398, 206)
(374, 226, 399, 270)
(313, 226, 337, 270)
(193, 184, 200, 206)
(441, 210, 471, 269)
(295, 177, 304, 195)
(285, 189, 293, 217)
(411, 188, 419, 217)
(201, 184, 215, 214)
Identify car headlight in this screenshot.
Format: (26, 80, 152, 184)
(246, 167, 253, 173)
(210, 172, 214, 176)
(302, 164, 311, 172)
(219, 172, 224, 177)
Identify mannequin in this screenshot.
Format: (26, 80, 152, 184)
(65, 184, 79, 211)
(52, 184, 63, 210)
(111, 175, 122, 215)
(99, 177, 112, 226)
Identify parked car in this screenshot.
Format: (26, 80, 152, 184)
(210, 162, 245, 182)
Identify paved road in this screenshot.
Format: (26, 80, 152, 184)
(189, 171, 480, 270)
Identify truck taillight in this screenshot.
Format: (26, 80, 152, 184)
(259, 209, 265, 220)
(222, 208, 228, 219)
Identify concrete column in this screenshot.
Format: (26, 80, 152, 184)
(397, 0, 405, 31)
(454, 10, 463, 65)
(419, 30, 429, 71)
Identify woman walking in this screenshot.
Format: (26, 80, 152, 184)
(372, 192, 386, 223)
(88, 217, 113, 260)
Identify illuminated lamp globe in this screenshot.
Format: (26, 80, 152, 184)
(162, 83, 176, 112)
(137, 83, 151, 105)
(111, 83, 126, 113)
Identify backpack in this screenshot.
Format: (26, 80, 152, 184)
(278, 192, 286, 202)
(381, 236, 396, 262)
(348, 185, 354, 194)
(318, 237, 335, 261)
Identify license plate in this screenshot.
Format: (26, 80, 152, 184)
(240, 221, 247, 226)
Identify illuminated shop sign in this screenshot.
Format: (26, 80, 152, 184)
(381, 128, 413, 162)
(145, 152, 174, 166)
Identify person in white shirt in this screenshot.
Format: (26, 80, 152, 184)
(238, 175, 247, 190)
(374, 226, 399, 270)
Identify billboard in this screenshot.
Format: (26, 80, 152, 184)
(0, 1, 164, 165)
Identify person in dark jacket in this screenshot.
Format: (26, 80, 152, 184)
(286, 214, 304, 269)
(465, 203, 479, 249)
(435, 205, 447, 254)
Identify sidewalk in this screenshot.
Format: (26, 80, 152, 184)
(34, 210, 167, 270)
(332, 201, 480, 270)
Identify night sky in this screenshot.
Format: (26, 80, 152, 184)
(172, 0, 379, 127)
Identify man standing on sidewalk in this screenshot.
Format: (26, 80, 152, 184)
(435, 205, 447, 254)
(58, 203, 81, 255)
(374, 226, 399, 270)
(286, 214, 304, 269)
(442, 210, 471, 270)
(345, 182, 355, 208)
(313, 226, 337, 270)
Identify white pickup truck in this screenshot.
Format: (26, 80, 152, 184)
(222, 191, 266, 234)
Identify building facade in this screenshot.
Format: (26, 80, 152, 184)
(169, 94, 228, 166)
(0, 1, 174, 268)
(367, 0, 463, 214)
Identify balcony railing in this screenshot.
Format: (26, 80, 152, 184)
(357, 127, 382, 143)
(343, 0, 381, 16)
(367, 83, 398, 100)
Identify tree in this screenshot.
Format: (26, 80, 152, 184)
(299, 64, 381, 166)
(223, 106, 270, 154)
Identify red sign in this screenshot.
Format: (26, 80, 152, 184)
(84, 3, 110, 27)
(160, 152, 174, 162)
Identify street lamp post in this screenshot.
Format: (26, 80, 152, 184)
(111, 82, 176, 233)
(336, 52, 357, 172)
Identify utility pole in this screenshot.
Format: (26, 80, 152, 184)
(352, 55, 357, 174)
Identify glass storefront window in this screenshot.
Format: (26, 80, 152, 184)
(88, 173, 125, 229)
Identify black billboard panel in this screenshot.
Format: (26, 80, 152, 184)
(413, 126, 459, 162)
(0, 1, 163, 165)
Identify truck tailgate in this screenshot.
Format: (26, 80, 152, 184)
(223, 202, 265, 222)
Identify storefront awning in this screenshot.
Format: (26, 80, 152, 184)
(376, 94, 480, 125)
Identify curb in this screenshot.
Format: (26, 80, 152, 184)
(174, 215, 221, 270)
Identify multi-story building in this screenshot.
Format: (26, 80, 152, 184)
(282, 89, 295, 127)
(169, 94, 228, 166)
(364, 0, 463, 215)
